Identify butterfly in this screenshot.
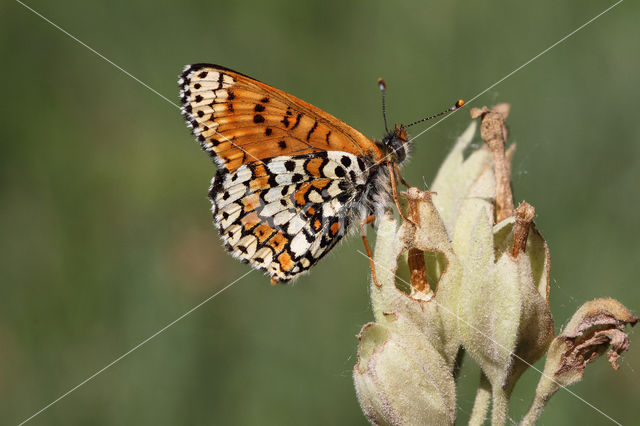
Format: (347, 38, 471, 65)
(179, 64, 463, 285)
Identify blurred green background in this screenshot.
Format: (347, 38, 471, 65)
(1, 0, 638, 424)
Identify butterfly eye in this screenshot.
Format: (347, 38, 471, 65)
(384, 137, 407, 163)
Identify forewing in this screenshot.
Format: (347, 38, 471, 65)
(179, 64, 383, 173)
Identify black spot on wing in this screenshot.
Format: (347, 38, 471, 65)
(337, 192, 351, 204)
(306, 121, 318, 141)
(209, 169, 226, 202)
(291, 113, 302, 130)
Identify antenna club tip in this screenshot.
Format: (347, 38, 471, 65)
(455, 99, 465, 109)
(377, 78, 386, 90)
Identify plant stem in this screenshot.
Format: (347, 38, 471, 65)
(491, 386, 509, 426)
(468, 371, 491, 426)
(520, 392, 548, 426)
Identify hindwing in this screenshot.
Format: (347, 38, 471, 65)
(211, 151, 371, 283)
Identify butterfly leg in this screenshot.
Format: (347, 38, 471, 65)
(394, 163, 411, 188)
(386, 162, 415, 226)
(360, 214, 381, 287)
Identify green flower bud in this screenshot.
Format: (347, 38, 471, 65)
(353, 322, 456, 426)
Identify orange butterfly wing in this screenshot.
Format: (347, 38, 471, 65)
(179, 64, 384, 172)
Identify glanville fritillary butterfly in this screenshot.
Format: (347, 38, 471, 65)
(179, 64, 463, 285)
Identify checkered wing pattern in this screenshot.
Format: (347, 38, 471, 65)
(211, 151, 371, 282)
(179, 64, 384, 283)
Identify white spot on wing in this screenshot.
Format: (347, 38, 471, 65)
(223, 74, 234, 84)
(215, 182, 246, 208)
(290, 232, 311, 258)
(252, 247, 273, 266)
(224, 224, 242, 245)
(217, 203, 242, 229)
(274, 210, 295, 226)
(264, 185, 291, 203)
(225, 166, 252, 185)
(308, 190, 323, 204)
(261, 200, 289, 218)
(286, 215, 306, 235)
(236, 235, 257, 258)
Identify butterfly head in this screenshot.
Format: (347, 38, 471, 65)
(380, 124, 409, 163)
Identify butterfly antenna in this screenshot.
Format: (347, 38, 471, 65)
(405, 99, 465, 128)
(378, 78, 390, 134)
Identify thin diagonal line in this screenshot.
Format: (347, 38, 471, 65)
(13, 2, 259, 424)
(14, 0, 179, 109)
(341, 0, 625, 177)
(402, 0, 623, 154)
(18, 0, 623, 173)
(17, 269, 252, 426)
(15, 0, 263, 166)
(14, 0, 625, 423)
(356, 250, 622, 425)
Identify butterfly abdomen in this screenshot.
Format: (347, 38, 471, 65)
(359, 162, 394, 220)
